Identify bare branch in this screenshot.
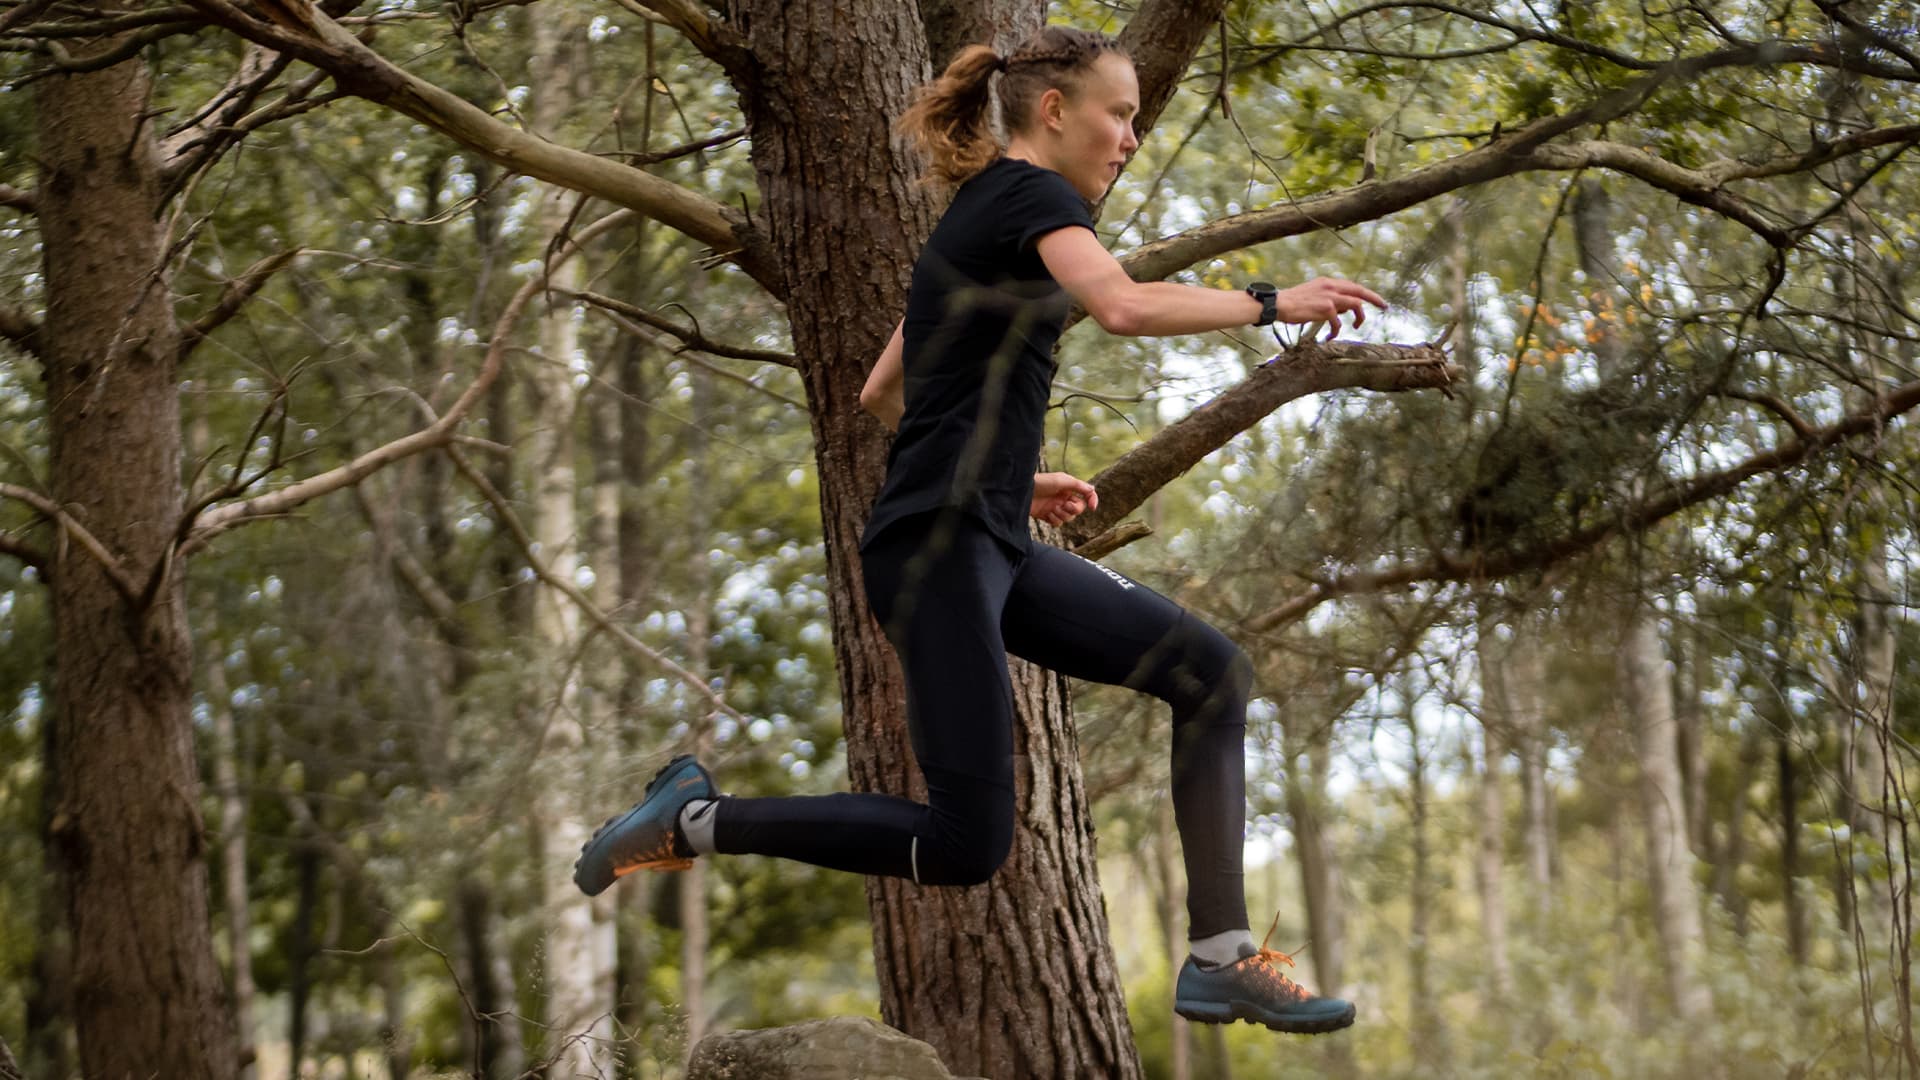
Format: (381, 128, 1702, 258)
(0, 0, 61, 35)
(179, 248, 303, 361)
(587, 308, 805, 409)
(1722, 389, 1816, 441)
(0, 183, 33, 213)
(0, 530, 48, 574)
(353, 482, 463, 640)
(0, 303, 40, 358)
(619, 0, 757, 88)
(1070, 520, 1152, 561)
(443, 445, 753, 728)
(0, 482, 137, 601)
(1246, 376, 1920, 632)
(569, 290, 796, 367)
(1061, 338, 1459, 546)
(180, 209, 638, 558)
(180, 0, 781, 295)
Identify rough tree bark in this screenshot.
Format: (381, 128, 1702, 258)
(36, 19, 240, 1079)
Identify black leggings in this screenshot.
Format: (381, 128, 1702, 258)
(713, 510, 1252, 938)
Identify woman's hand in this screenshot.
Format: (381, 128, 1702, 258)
(1031, 472, 1098, 527)
(1274, 278, 1387, 328)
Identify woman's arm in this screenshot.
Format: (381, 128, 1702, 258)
(1035, 227, 1383, 337)
(859, 320, 907, 431)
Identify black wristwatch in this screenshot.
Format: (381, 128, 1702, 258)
(1245, 281, 1278, 326)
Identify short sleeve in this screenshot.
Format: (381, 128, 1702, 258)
(1002, 167, 1096, 255)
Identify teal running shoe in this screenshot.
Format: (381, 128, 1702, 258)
(1174, 919, 1356, 1035)
(573, 755, 715, 897)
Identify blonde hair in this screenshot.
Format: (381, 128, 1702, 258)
(895, 26, 1129, 186)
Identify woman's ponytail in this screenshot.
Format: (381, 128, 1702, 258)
(895, 44, 1005, 186)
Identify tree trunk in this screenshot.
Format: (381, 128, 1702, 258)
(1287, 728, 1346, 997)
(1715, 719, 1763, 935)
(1407, 703, 1444, 1053)
(727, 1, 1138, 1074)
(525, 7, 617, 1072)
(289, 843, 320, 1074)
(1152, 795, 1192, 1080)
(1474, 625, 1513, 1000)
(457, 879, 524, 1079)
(1620, 611, 1710, 1020)
(1507, 627, 1553, 914)
(37, 24, 239, 1079)
(1767, 617, 1810, 967)
(204, 654, 257, 1079)
(26, 664, 72, 1079)
(680, 353, 716, 1051)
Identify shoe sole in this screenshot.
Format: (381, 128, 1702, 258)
(1174, 998, 1357, 1035)
(573, 757, 706, 896)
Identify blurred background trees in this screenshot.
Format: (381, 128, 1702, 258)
(2, 0, 1917, 1077)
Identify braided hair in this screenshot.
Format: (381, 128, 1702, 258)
(896, 26, 1129, 186)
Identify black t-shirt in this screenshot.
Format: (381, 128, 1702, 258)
(861, 157, 1096, 554)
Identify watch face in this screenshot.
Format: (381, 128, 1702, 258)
(1247, 281, 1277, 296)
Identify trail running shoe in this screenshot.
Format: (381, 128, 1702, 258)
(573, 755, 715, 897)
(1174, 916, 1357, 1035)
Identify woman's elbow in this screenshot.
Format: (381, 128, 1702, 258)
(1090, 295, 1143, 337)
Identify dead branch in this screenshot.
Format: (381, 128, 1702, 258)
(0, 482, 137, 600)
(1061, 336, 1459, 546)
(570, 289, 796, 367)
(0, 183, 33, 213)
(178, 248, 303, 361)
(180, 0, 780, 295)
(179, 209, 637, 559)
(616, 0, 756, 88)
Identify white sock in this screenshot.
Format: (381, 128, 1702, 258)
(677, 798, 720, 856)
(1189, 928, 1255, 967)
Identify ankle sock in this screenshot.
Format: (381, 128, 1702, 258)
(1189, 928, 1255, 968)
(677, 798, 720, 856)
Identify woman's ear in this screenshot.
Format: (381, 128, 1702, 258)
(1037, 86, 1066, 133)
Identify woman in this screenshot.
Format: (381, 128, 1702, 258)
(575, 25, 1382, 1035)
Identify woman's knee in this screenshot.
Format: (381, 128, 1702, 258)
(1154, 617, 1253, 717)
(920, 786, 1015, 886)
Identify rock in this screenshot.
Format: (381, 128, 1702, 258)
(686, 1016, 981, 1080)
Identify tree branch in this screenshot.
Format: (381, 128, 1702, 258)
(0, 183, 33, 213)
(0, 530, 48, 575)
(353, 482, 463, 641)
(1060, 337, 1459, 546)
(0, 483, 137, 600)
(180, 209, 637, 558)
(618, 0, 757, 89)
(1114, 42, 1873, 284)
(442, 445, 753, 728)
(569, 290, 796, 367)
(0, 302, 40, 358)
(1246, 376, 1920, 632)
(181, 0, 781, 296)
(1116, 0, 1230, 140)
(179, 247, 303, 361)
(586, 308, 806, 410)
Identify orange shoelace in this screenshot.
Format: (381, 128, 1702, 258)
(1246, 912, 1313, 1002)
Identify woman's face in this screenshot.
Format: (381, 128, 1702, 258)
(1050, 53, 1140, 200)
